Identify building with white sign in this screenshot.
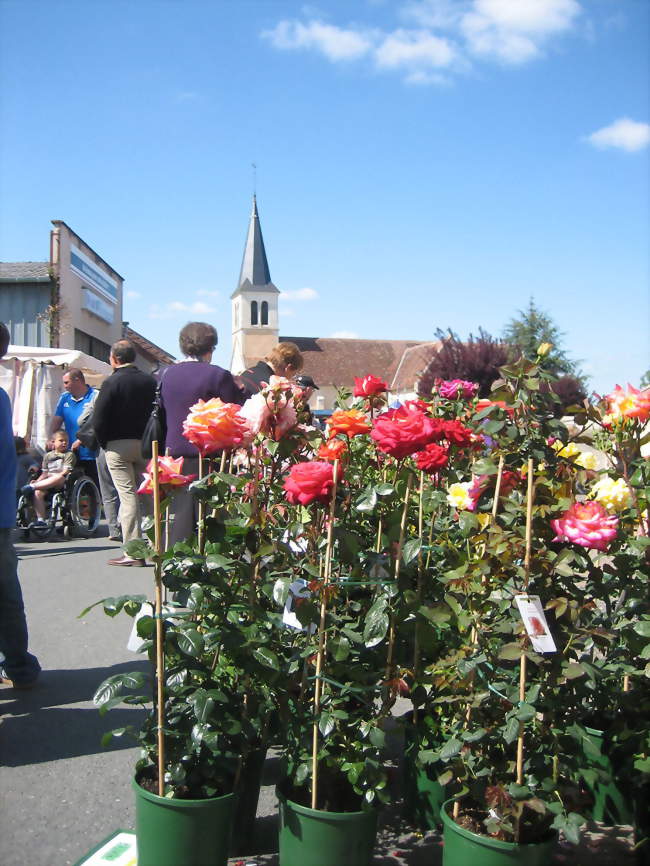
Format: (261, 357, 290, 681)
(0, 220, 174, 371)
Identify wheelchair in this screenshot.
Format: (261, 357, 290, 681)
(16, 468, 101, 540)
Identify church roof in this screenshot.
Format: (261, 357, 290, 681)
(280, 336, 436, 392)
(232, 195, 278, 297)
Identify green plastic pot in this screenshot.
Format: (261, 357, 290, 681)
(580, 726, 633, 825)
(402, 714, 452, 829)
(277, 788, 378, 866)
(440, 799, 557, 866)
(132, 778, 235, 866)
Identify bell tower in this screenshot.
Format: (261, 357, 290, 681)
(231, 195, 279, 373)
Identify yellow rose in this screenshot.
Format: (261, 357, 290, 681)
(447, 482, 474, 511)
(537, 342, 552, 357)
(590, 477, 632, 512)
(554, 442, 580, 460)
(575, 452, 596, 470)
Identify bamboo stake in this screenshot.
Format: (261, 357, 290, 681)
(384, 474, 413, 697)
(311, 460, 340, 811)
(454, 455, 507, 820)
(375, 467, 387, 554)
(197, 452, 205, 555)
(152, 441, 166, 797)
(219, 450, 227, 473)
(516, 458, 535, 786)
(491, 455, 505, 524)
(412, 472, 425, 726)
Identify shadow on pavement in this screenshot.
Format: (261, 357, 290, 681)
(15, 544, 118, 557)
(0, 661, 149, 767)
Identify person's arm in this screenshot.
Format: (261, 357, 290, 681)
(50, 394, 67, 437)
(91, 381, 111, 447)
(222, 370, 247, 405)
(49, 415, 64, 437)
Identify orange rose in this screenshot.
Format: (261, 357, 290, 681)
(317, 438, 348, 462)
(183, 398, 251, 455)
(327, 409, 371, 439)
(137, 456, 197, 494)
(606, 384, 650, 423)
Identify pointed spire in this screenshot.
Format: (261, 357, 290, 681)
(237, 195, 271, 288)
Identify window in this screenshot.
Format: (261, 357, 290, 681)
(74, 328, 111, 364)
(251, 301, 258, 326)
(261, 301, 269, 326)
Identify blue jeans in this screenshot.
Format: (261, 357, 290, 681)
(0, 528, 40, 684)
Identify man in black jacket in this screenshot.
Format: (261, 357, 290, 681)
(93, 340, 156, 566)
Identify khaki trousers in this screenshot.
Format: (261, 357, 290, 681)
(105, 439, 148, 544)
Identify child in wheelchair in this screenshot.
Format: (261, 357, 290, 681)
(21, 431, 76, 526)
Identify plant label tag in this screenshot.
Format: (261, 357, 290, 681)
(283, 578, 316, 633)
(126, 602, 154, 653)
(75, 830, 136, 865)
(514, 594, 557, 653)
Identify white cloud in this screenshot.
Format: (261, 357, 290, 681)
(461, 0, 581, 64)
(262, 19, 373, 61)
(402, 0, 466, 29)
(586, 118, 650, 153)
(375, 28, 456, 70)
(280, 287, 319, 301)
(330, 330, 360, 338)
(125, 290, 141, 300)
(263, 0, 584, 82)
(149, 300, 216, 319)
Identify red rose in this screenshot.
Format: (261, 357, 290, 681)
(499, 469, 520, 496)
(353, 375, 388, 398)
(414, 442, 449, 473)
(440, 419, 474, 447)
(370, 405, 437, 459)
(283, 461, 339, 506)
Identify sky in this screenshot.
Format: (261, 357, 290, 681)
(0, 0, 648, 395)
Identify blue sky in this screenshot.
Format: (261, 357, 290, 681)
(1, 0, 648, 394)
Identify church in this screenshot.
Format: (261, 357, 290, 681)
(230, 197, 438, 411)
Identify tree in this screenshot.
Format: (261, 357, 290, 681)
(417, 328, 511, 398)
(502, 298, 583, 380)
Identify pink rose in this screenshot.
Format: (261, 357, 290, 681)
(283, 461, 339, 506)
(436, 379, 479, 400)
(371, 405, 437, 459)
(551, 501, 618, 551)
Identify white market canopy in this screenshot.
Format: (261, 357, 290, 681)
(0, 344, 112, 451)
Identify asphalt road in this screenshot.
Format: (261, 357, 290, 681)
(0, 525, 635, 866)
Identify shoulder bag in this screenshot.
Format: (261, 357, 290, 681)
(141, 370, 168, 459)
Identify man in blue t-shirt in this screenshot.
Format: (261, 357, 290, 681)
(50, 368, 98, 484)
(0, 322, 41, 689)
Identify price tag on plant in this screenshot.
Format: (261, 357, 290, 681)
(514, 594, 557, 653)
(282, 578, 316, 633)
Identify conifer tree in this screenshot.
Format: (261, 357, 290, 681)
(502, 297, 582, 380)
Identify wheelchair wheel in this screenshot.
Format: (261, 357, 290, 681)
(66, 476, 101, 537)
(16, 495, 54, 540)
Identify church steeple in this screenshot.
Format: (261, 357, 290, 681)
(230, 196, 280, 373)
(236, 195, 272, 290)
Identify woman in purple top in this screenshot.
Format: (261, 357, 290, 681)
(161, 322, 244, 546)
